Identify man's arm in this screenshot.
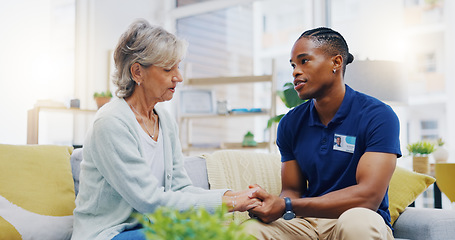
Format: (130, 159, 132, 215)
(248, 160, 306, 223)
(291, 152, 396, 218)
(249, 152, 396, 222)
(280, 160, 307, 199)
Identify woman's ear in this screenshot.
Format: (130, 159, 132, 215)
(130, 63, 142, 82)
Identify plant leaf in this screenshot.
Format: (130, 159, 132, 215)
(267, 114, 284, 128)
(282, 85, 305, 108)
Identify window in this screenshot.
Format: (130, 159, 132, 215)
(177, 0, 214, 7)
(404, 0, 421, 7)
(423, 52, 436, 72)
(421, 120, 439, 140)
(176, 5, 254, 78)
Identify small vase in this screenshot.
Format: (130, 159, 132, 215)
(413, 155, 430, 174)
(433, 146, 449, 164)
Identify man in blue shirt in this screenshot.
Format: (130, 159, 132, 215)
(247, 27, 401, 240)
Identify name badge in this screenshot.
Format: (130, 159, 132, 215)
(333, 134, 356, 153)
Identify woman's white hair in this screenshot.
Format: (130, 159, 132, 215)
(112, 19, 188, 98)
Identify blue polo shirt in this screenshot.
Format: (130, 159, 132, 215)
(277, 84, 401, 228)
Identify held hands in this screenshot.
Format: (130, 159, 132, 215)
(222, 185, 288, 224)
(247, 184, 286, 223)
(222, 187, 262, 212)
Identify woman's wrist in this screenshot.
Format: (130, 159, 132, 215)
(231, 195, 237, 211)
(222, 193, 237, 212)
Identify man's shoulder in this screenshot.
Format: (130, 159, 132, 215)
(288, 99, 311, 114)
(280, 100, 311, 123)
(351, 89, 395, 114)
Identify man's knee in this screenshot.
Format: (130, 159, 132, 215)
(339, 208, 380, 228)
(242, 218, 317, 240)
(335, 207, 391, 240)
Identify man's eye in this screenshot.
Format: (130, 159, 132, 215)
(302, 59, 309, 64)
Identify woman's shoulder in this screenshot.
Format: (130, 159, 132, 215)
(94, 98, 133, 124)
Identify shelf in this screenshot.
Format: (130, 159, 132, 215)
(27, 106, 97, 144)
(180, 60, 277, 155)
(186, 75, 273, 85)
(180, 111, 270, 119)
(31, 106, 97, 113)
(183, 142, 271, 152)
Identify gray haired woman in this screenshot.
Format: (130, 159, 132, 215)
(71, 19, 261, 240)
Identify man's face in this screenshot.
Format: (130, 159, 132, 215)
(290, 38, 336, 100)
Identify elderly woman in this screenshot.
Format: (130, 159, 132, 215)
(71, 19, 261, 240)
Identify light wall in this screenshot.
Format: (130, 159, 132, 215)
(0, 0, 75, 144)
(2, 0, 454, 159)
(0, 0, 173, 144)
(75, 0, 173, 110)
(445, 0, 455, 162)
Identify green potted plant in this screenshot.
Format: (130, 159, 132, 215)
(267, 82, 306, 128)
(242, 131, 257, 147)
(134, 205, 254, 240)
(93, 91, 113, 109)
(407, 140, 435, 174)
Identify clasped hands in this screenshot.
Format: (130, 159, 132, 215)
(222, 184, 285, 223)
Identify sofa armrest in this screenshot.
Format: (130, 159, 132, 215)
(184, 156, 209, 190)
(393, 207, 455, 240)
(70, 148, 84, 195)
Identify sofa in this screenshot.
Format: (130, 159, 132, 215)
(1, 145, 455, 240)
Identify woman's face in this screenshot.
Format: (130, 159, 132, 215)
(141, 62, 183, 102)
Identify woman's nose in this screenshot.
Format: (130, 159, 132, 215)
(174, 70, 184, 82)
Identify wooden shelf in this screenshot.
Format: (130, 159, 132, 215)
(27, 106, 97, 144)
(180, 111, 270, 119)
(179, 61, 277, 155)
(186, 75, 272, 85)
(183, 142, 270, 152)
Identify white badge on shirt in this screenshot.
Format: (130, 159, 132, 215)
(333, 133, 356, 153)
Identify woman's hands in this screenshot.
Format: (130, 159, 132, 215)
(222, 185, 286, 224)
(247, 184, 286, 223)
(222, 187, 262, 212)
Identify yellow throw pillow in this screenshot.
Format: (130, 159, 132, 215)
(388, 166, 435, 225)
(0, 144, 75, 240)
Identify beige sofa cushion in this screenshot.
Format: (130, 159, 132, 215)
(205, 150, 281, 223)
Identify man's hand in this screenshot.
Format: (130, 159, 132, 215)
(247, 184, 286, 223)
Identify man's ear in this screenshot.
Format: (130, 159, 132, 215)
(332, 55, 343, 72)
(130, 63, 142, 81)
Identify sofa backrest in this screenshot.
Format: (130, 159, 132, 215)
(70, 148, 209, 195)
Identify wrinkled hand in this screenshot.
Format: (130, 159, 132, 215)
(223, 187, 262, 212)
(247, 184, 286, 223)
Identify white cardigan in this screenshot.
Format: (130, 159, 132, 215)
(72, 98, 226, 240)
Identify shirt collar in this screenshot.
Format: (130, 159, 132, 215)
(308, 84, 354, 127)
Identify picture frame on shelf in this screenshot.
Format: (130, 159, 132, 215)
(179, 89, 215, 115)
